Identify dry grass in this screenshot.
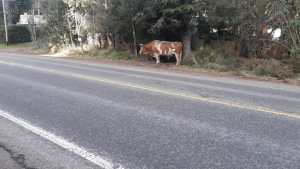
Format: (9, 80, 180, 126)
(192, 42, 297, 80)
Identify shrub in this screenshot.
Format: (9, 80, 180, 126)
(203, 63, 228, 71)
(291, 48, 300, 73)
(105, 50, 132, 60)
(0, 26, 5, 43)
(193, 43, 239, 72)
(253, 59, 294, 79)
(74, 48, 133, 60)
(0, 25, 32, 44)
(194, 46, 217, 64)
(215, 55, 240, 71)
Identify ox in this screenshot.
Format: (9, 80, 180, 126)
(139, 40, 183, 65)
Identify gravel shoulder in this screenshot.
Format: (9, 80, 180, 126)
(0, 45, 299, 86)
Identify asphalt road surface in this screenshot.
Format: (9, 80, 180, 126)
(0, 52, 299, 169)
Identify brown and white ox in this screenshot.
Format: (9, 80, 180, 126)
(139, 40, 183, 65)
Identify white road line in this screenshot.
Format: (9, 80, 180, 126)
(0, 60, 299, 120)
(0, 109, 120, 169)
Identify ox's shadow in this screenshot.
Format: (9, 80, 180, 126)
(142, 55, 177, 64)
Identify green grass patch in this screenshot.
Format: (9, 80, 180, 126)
(0, 43, 7, 48)
(104, 50, 133, 60)
(0, 42, 33, 49)
(76, 48, 133, 60)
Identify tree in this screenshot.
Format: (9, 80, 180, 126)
(108, 0, 145, 56)
(41, 0, 69, 47)
(142, 0, 208, 62)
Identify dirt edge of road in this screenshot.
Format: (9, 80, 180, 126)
(0, 45, 299, 86)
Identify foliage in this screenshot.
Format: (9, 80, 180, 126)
(25, 0, 300, 78)
(253, 59, 294, 79)
(0, 43, 6, 48)
(0, 25, 31, 44)
(0, 3, 3, 25)
(76, 48, 132, 60)
(40, 0, 70, 47)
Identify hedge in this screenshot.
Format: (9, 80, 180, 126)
(0, 25, 32, 44)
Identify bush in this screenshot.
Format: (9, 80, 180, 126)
(105, 50, 133, 60)
(193, 43, 239, 72)
(194, 46, 217, 64)
(193, 42, 295, 79)
(252, 59, 294, 79)
(291, 48, 300, 73)
(74, 48, 133, 60)
(203, 63, 228, 71)
(0, 25, 32, 44)
(0, 26, 5, 43)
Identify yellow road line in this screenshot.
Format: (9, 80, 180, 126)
(0, 60, 299, 120)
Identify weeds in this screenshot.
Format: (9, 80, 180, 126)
(72, 48, 133, 60)
(193, 44, 296, 80)
(0, 44, 7, 48)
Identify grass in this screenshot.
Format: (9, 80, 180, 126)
(192, 45, 298, 80)
(0, 42, 33, 49)
(0, 43, 7, 49)
(8, 42, 33, 48)
(73, 48, 133, 60)
(31, 47, 49, 54)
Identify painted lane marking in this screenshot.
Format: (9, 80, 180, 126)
(0, 60, 299, 120)
(0, 109, 120, 169)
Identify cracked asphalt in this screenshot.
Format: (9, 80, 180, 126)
(0, 146, 23, 169)
(0, 116, 100, 169)
(0, 52, 299, 169)
(0, 143, 36, 169)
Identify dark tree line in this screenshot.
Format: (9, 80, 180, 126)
(6, 0, 299, 73)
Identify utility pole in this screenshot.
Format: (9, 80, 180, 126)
(1, 0, 8, 45)
(37, 0, 40, 15)
(104, 0, 108, 10)
(31, 0, 37, 41)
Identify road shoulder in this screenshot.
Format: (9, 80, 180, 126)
(0, 46, 299, 86)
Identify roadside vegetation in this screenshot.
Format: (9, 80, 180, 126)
(1, 0, 300, 81)
(70, 48, 133, 60)
(0, 43, 6, 48)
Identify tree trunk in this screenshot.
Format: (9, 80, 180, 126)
(67, 17, 74, 46)
(106, 33, 113, 49)
(112, 32, 116, 49)
(132, 21, 138, 57)
(31, 9, 37, 41)
(182, 29, 198, 64)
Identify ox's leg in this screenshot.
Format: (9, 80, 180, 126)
(175, 53, 182, 66)
(154, 54, 160, 64)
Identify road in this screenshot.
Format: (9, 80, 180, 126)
(0, 52, 299, 169)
